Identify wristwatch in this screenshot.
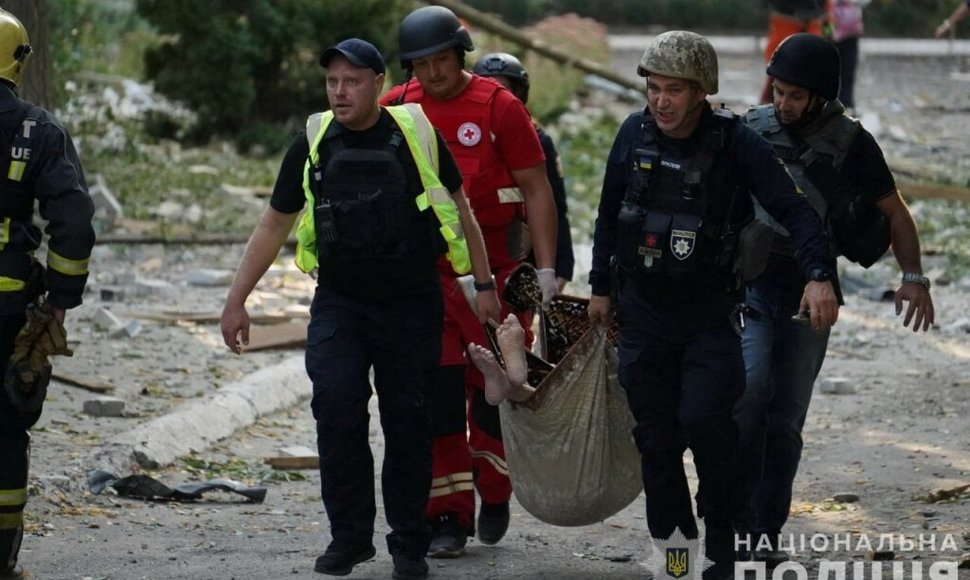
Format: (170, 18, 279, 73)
(808, 268, 831, 283)
(901, 272, 931, 290)
(474, 277, 496, 292)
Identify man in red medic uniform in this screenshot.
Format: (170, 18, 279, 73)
(382, 5, 559, 559)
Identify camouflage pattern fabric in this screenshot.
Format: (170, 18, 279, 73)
(3, 301, 73, 412)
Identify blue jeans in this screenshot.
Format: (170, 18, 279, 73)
(735, 280, 829, 539)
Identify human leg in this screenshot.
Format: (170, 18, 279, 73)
(1, 312, 34, 578)
(616, 291, 698, 541)
(680, 320, 746, 578)
(755, 318, 829, 539)
(836, 36, 859, 109)
(734, 285, 779, 538)
(463, 265, 528, 545)
(426, 276, 475, 556)
(371, 291, 442, 565)
(305, 289, 378, 570)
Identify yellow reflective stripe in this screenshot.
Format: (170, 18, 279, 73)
(497, 187, 524, 203)
(47, 250, 89, 276)
(398, 103, 439, 174)
(470, 450, 509, 476)
(431, 472, 473, 489)
(0, 488, 27, 506)
(0, 216, 10, 249)
(0, 276, 26, 292)
(7, 160, 26, 181)
(429, 481, 475, 498)
(429, 472, 474, 498)
(0, 512, 23, 529)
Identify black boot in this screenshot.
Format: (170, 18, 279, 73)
(477, 501, 510, 545)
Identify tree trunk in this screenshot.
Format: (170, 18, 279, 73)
(3, 0, 53, 107)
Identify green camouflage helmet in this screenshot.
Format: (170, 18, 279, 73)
(637, 30, 718, 95)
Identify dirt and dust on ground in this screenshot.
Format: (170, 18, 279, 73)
(13, 39, 970, 580)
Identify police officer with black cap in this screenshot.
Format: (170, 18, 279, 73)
(221, 37, 495, 580)
(0, 8, 94, 579)
(588, 30, 838, 580)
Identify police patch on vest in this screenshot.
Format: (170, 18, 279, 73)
(457, 122, 482, 146)
(670, 229, 696, 260)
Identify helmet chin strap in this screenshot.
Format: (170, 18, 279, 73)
(791, 93, 827, 129)
(394, 69, 414, 106)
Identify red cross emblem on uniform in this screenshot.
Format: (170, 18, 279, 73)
(457, 122, 482, 146)
(644, 233, 658, 247)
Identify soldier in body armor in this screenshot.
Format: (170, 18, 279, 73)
(0, 9, 95, 579)
(735, 33, 934, 569)
(220, 38, 497, 580)
(587, 31, 838, 580)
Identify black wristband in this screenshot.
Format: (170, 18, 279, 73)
(474, 279, 496, 292)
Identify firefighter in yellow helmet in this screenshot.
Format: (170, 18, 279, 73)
(0, 9, 95, 580)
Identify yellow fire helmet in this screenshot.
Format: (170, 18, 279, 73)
(0, 8, 31, 86)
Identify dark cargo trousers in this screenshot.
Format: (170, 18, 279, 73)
(305, 285, 443, 559)
(615, 286, 744, 574)
(1, 311, 38, 572)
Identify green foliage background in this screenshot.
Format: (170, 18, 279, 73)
(466, 0, 969, 37)
(133, 0, 404, 146)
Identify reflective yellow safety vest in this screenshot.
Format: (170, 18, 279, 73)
(294, 103, 471, 276)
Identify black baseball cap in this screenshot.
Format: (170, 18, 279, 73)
(320, 38, 386, 75)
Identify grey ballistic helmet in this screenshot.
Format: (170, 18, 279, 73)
(637, 30, 719, 95)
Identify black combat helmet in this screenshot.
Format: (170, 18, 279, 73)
(473, 52, 530, 103)
(767, 33, 841, 100)
(398, 5, 474, 69)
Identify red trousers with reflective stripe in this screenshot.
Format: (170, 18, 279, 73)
(428, 264, 532, 530)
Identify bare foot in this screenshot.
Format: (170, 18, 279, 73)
(496, 313, 528, 387)
(467, 343, 512, 405)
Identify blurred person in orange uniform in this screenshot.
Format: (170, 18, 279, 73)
(760, 0, 833, 104)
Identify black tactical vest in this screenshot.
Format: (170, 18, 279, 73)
(308, 122, 427, 269)
(744, 103, 880, 262)
(616, 109, 751, 291)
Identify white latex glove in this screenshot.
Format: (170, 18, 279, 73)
(537, 268, 558, 309)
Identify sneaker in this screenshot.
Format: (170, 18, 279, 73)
(428, 513, 467, 558)
(477, 501, 510, 545)
(392, 552, 429, 580)
(313, 542, 377, 576)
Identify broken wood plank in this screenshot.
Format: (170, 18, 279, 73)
(264, 446, 319, 470)
(244, 319, 308, 352)
(52, 371, 114, 393)
(126, 311, 307, 324)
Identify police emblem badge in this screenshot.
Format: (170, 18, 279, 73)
(670, 229, 696, 260)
